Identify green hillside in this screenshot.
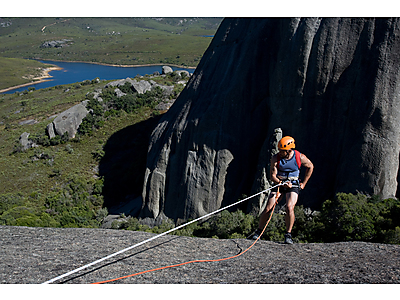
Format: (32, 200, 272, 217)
(0, 57, 55, 90)
(0, 17, 221, 66)
(0, 17, 221, 90)
(0, 72, 183, 228)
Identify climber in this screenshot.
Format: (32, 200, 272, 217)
(249, 136, 314, 244)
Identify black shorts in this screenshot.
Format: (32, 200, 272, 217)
(271, 182, 301, 195)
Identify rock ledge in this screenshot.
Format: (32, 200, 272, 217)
(1, 225, 399, 284)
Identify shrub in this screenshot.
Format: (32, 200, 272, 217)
(319, 193, 378, 242)
(118, 82, 134, 94)
(96, 207, 108, 222)
(78, 113, 104, 136)
(0, 193, 26, 214)
(261, 209, 286, 242)
(86, 98, 105, 116)
(30, 131, 50, 146)
(193, 210, 256, 239)
(42, 175, 106, 228)
(384, 226, 400, 244)
(291, 206, 324, 243)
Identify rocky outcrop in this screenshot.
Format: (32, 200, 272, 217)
(140, 18, 400, 222)
(105, 78, 152, 94)
(47, 102, 89, 139)
(19, 132, 38, 151)
(46, 73, 190, 140)
(40, 39, 72, 48)
(132, 80, 152, 94)
(1, 225, 399, 283)
(114, 88, 126, 98)
(162, 66, 173, 74)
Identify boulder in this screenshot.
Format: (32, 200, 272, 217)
(19, 132, 37, 151)
(140, 17, 400, 222)
(176, 70, 190, 78)
(47, 123, 56, 139)
(131, 80, 152, 94)
(162, 66, 173, 74)
(48, 102, 89, 139)
(105, 78, 152, 94)
(114, 88, 126, 98)
(18, 119, 37, 126)
(149, 82, 175, 96)
(91, 89, 103, 102)
(104, 78, 126, 88)
(40, 39, 72, 48)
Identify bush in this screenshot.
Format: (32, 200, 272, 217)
(30, 131, 50, 146)
(116, 192, 400, 245)
(0, 193, 25, 214)
(78, 113, 104, 136)
(42, 175, 105, 228)
(312, 193, 400, 244)
(384, 227, 400, 244)
(291, 206, 324, 243)
(261, 209, 286, 242)
(318, 193, 378, 242)
(193, 210, 256, 239)
(0, 205, 59, 227)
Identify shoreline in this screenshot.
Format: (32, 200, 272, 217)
(38, 59, 197, 69)
(0, 66, 62, 93)
(0, 60, 196, 93)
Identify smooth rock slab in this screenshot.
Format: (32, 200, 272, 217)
(0, 225, 399, 284)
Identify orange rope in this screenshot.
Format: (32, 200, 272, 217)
(92, 190, 281, 284)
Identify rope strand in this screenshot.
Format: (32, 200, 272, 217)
(92, 190, 281, 284)
(42, 183, 283, 284)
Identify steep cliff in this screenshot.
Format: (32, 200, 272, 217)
(140, 18, 400, 222)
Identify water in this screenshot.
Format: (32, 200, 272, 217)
(2, 60, 195, 94)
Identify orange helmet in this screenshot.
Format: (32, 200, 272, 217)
(278, 136, 295, 150)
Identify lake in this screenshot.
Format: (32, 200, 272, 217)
(2, 60, 195, 94)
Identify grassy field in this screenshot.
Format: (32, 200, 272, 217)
(0, 57, 56, 90)
(0, 17, 221, 65)
(0, 17, 221, 90)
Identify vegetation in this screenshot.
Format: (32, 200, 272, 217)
(0, 57, 55, 90)
(0, 70, 184, 226)
(1, 77, 399, 244)
(0, 17, 221, 90)
(1, 17, 399, 245)
(0, 176, 105, 228)
(109, 192, 400, 245)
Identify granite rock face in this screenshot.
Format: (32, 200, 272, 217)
(1, 225, 399, 284)
(141, 18, 400, 222)
(47, 102, 89, 139)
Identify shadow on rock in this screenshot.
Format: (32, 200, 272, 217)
(99, 114, 162, 216)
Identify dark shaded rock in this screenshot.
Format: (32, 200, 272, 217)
(141, 17, 400, 222)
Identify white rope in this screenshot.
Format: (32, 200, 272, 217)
(42, 183, 283, 284)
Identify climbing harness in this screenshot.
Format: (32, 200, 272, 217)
(42, 182, 286, 284)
